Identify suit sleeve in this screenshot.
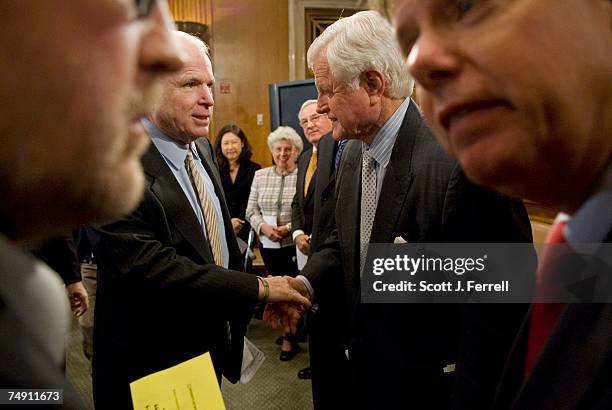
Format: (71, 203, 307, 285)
(291, 189, 305, 235)
(32, 236, 82, 285)
(92, 189, 259, 318)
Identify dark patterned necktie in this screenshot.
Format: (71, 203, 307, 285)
(359, 151, 377, 275)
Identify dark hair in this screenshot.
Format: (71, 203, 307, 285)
(214, 124, 253, 168)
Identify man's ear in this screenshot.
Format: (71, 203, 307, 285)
(362, 70, 385, 102)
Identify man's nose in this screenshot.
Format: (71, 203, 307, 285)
(316, 96, 329, 114)
(407, 29, 460, 91)
(198, 86, 214, 107)
(138, 1, 184, 76)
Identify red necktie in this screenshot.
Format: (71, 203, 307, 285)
(524, 217, 569, 376)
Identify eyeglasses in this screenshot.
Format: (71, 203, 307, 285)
(135, 0, 157, 19)
(299, 113, 327, 128)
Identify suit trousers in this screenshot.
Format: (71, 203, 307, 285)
(308, 308, 351, 409)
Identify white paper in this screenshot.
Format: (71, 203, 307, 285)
(259, 215, 281, 249)
(296, 245, 308, 270)
(240, 337, 265, 384)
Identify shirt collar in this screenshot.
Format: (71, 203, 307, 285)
(362, 97, 411, 168)
(566, 160, 612, 243)
(143, 118, 200, 169)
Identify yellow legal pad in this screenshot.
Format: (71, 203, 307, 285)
(130, 352, 226, 410)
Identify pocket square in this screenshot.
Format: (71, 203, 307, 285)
(393, 236, 407, 244)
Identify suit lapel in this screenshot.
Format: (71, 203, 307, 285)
(336, 140, 362, 306)
(194, 138, 225, 203)
(142, 144, 213, 263)
(513, 303, 612, 408)
(316, 134, 336, 196)
(496, 240, 612, 409)
(370, 105, 417, 242)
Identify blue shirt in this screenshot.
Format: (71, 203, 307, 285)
(362, 97, 411, 201)
(566, 160, 612, 244)
(143, 119, 229, 268)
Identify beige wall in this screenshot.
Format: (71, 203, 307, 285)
(169, 0, 289, 167)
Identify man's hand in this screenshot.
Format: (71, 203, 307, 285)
(285, 276, 311, 299)
(264, 302, 305, 334)
(259, 275, 311, 306)
(295, 234, 311, 254)
(230, 218, 244, 234)
(262, 276, 312, 333)
(66, 281, 89, 317)
(260, 223, 281, 241)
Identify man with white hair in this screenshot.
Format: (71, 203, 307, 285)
(92, 32, 310, 409)
(268, 10, 532, 408)
(292, 99, 332, 257)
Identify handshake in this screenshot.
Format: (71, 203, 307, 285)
(257, 276, 312, 333)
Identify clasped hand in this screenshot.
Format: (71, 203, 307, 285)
(260, 223, 290, 242)
(263, 276, 311, 334)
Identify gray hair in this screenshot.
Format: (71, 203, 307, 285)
(298, 99, 318, 121)
(267, 126, 303, 154)
(306, 10, 413, 99)
(172, 31, 210, 58)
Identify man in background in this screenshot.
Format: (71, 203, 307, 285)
(292, 99, 331, 259)
(269, 10, 532, 409)
(294, 99, 351, 407)
(286, 100, 328, 364)
(92, 31, 309, 409)
(32, 236, 89, 318)
(0, 0, 183, 406)
(395, 0, 612, 408)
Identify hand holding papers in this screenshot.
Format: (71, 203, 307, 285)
(259, 215, 281, 248)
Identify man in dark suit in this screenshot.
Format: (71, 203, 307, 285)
(91, 31, 309, 409)
(304, 133, 352, 408)
(288, 99, 328, 362)
(292, 99, 351, 406)
(395, 0, 612, 408)
(32, 235, 89, 318)
(292, 99, 331, 259)
(267, 11, 532, 409)
(0, 1, 184, 407)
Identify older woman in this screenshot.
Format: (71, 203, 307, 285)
(214, 124, 261, 242)
(247, 126, 303, 275)
(246, 126, 303, 360)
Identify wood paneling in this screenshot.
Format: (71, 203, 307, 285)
(168, 0, 290, 168)
(524, 200, 558, 224)
(168, 0, 212, 25)
(211, 0, 289, 167)
(304, 7, 364, 78)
